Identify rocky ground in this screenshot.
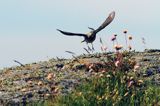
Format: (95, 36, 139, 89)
(0, 49, 160, 106)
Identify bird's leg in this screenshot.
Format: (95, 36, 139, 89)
(88, 45, 92, 52)
(91, 43, 95, 51)
(86, 43, 92, 52)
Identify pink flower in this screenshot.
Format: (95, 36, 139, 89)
(115, 60, 120, 67)
(123, 30, 128, 34)
(128, 45, 132, 50)
(114, 44, 123, 51)
(134, 64, 140, 72)
(128, 81, 134, 87)
(114, 34, 117, 37)
(128, 35, 133, 40)
(111, 36, 116, 41)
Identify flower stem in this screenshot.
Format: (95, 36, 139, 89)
(125, 34, 128, 50)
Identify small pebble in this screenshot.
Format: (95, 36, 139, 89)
(21, 88, 27, 92)
(47, 73, 55, 80)
(55, 64, 64, 68)
(38, 81, 43, 86)
(146, 69, 153, 76)
(27, 80, 33, 85)
(45, 93, 50, 97)
(138, 80, 143, 83)
(26, 92, 33, 98)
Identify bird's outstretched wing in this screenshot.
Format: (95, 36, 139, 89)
(57, 29, 86, 37)
(94, 11, 115, 33)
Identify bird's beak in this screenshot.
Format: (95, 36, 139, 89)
(81, 40, 85, 43)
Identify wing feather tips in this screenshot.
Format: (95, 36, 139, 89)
(109, 11, 115, 20)
(56, 29, 70, 35)
(57, 29, 61, 31)
(106, 11, 115, 26)
(57, 29, 64, 33)
(94, 11, 116, 33)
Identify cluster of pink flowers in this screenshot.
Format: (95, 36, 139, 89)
(99, 29, 135, 53)
(123, 30, 134, 51)
(111, 30, 133, 52)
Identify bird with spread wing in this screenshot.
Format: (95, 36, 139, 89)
(57, 11, 115, 51)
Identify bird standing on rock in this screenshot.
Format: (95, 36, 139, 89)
(57, 11, 115, 50)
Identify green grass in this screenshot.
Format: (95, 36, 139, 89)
(50, 52, 160, 106)
(52, 71, 160, 106)
(30, 52, 160, 106)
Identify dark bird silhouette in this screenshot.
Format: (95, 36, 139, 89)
(57, 11, 115, 50)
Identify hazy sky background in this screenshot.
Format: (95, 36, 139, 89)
(0, 0, 159, 68)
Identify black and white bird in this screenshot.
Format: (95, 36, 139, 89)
(57, 11, 115, 50)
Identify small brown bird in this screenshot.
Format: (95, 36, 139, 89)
(57, 11, 115, 50)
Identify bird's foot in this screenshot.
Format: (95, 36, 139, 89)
(91, 44, 95, 51)
(92, 46, 95, 51)
(87, 46, 92, 51)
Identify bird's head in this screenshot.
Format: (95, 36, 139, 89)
(86, 32, 92, 36)
(81, 39, 86, 43)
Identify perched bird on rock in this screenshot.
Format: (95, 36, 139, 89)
(57, 11, 115, 50)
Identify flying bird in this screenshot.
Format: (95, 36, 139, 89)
(57, 11, 115, 50)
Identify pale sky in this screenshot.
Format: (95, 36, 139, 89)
(0, 0, 159, 68)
